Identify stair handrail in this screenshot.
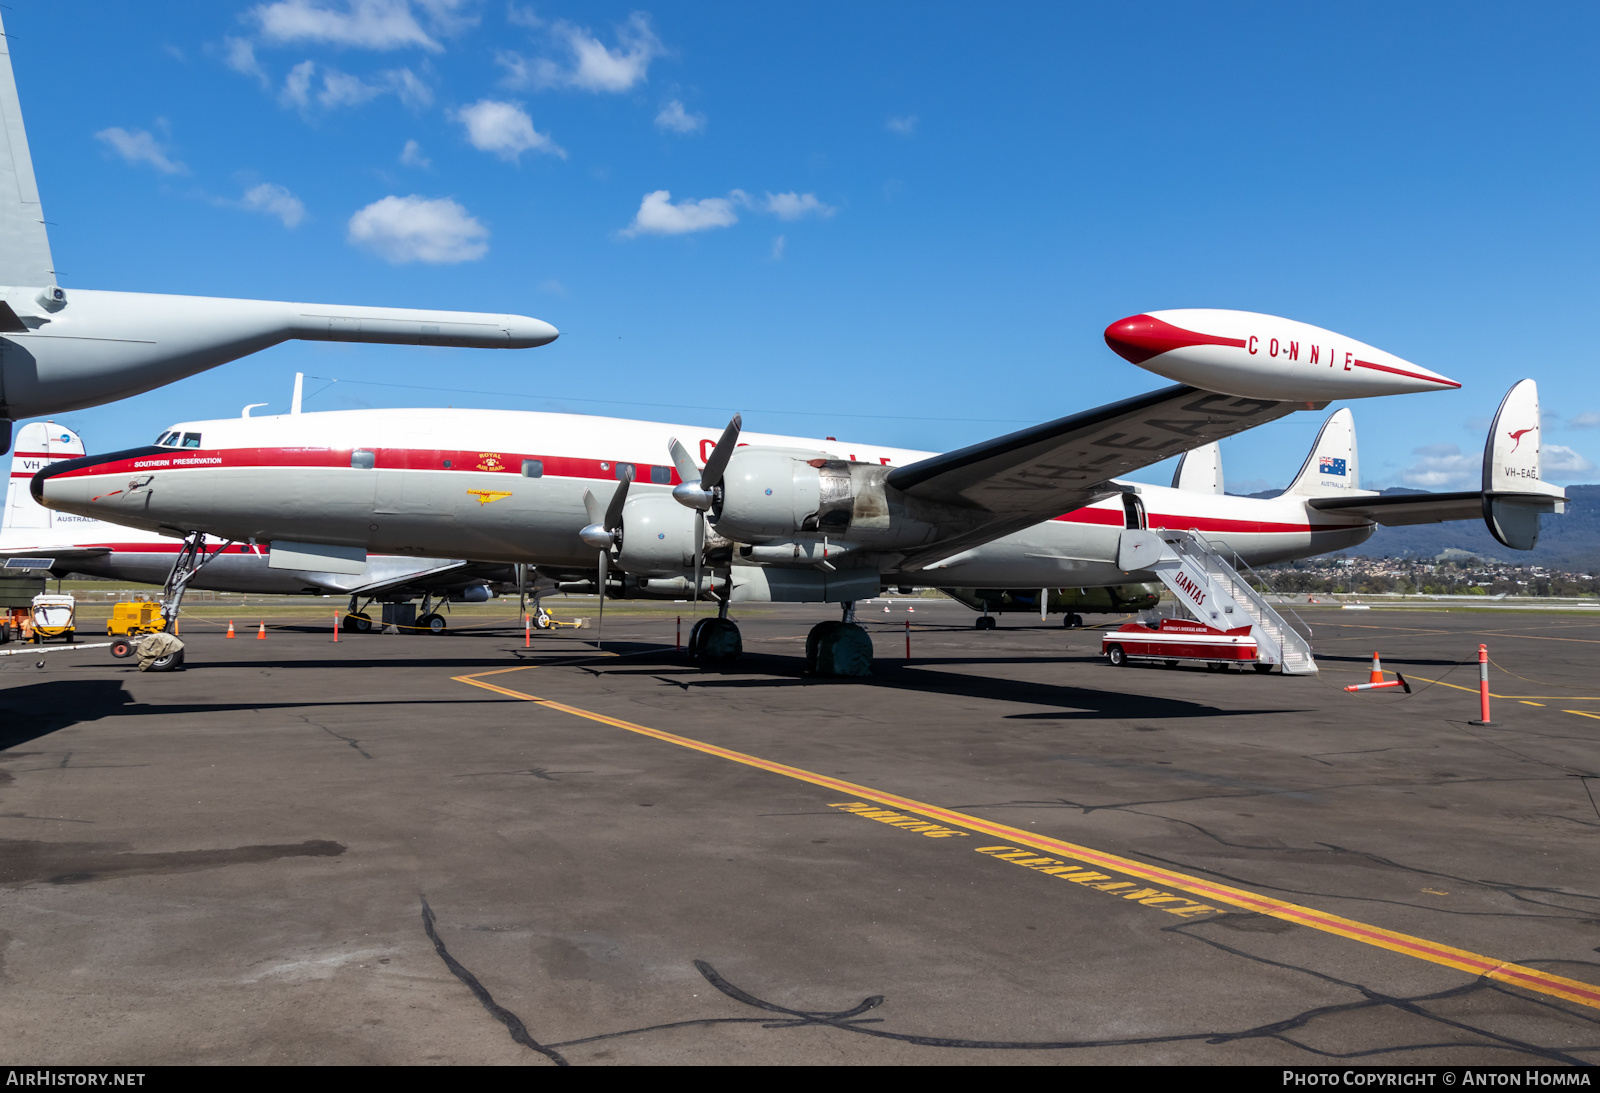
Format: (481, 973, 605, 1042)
(1174, 529, 1314, 641)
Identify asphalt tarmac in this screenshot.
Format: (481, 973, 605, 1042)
(1, 601, 1597, 1065)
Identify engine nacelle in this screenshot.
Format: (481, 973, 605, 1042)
(713, 446, 891, 544)
(616, 493, 700, 576)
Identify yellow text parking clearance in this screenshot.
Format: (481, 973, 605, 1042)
(975, 846, 1224, 918)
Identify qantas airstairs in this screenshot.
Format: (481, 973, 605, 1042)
(1116, 529, 1318, 675)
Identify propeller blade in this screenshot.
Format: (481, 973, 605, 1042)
(1040, 587, 1048, 624)
(699, 413, 742, 491)
(603, 466, 633, 530)
(666, 437, 700, 484)
(582, 488, 604, 527)
(597, 549, 607, 638)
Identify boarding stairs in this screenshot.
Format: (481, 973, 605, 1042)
(1117, 529, 1317, 675)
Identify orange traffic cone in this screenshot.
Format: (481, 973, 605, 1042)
(1368, 651, 1384, 684)
(225, 620, 236, 638)
(256, 621, 267, 640)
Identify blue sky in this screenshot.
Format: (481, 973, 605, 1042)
(15, 1, 1600, 491)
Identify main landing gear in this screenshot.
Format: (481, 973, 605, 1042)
(805, 600, 873, 678)
(1062, 613, 1084, 629)
(687, 576, 741, 662)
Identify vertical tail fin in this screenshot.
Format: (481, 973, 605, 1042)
(1286, 408, 1359, 496)
(0, 10, 54, 287)
(1482, 379, 1564, 550)
(1171, 442, 1223, 493)
(3, 421, 84, 537)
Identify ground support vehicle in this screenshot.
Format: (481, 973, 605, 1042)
(29, 593, 76, 644)
(107, 600, 165, 639)
(1102, 617, 1271, 673)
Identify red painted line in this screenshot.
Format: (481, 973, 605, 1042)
(1352, 359, 1460, 389)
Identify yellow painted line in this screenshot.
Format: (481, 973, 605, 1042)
(452, 666, 1600, 1011)
(1565, 710, 1600, 721)
(1403, 674, 1600, 701)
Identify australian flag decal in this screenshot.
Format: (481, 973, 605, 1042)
(1319, 456, 1347, 477)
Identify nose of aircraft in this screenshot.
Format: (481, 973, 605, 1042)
(505, 314, 560, 348)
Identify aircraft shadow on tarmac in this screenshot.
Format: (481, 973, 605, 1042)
(552, 643, 1310, 722)
(0, 678, 478, 751)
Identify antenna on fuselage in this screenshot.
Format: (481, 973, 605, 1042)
(290, 373, 304, 415)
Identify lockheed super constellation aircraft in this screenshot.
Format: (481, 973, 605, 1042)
(33, 310, 1568, 674)
(0, 11, 557, 454)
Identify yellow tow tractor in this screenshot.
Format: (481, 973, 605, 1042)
(29, 593, 77, 644)
(107, 600, 166, 659)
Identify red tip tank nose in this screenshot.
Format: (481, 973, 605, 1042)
(1104, 313, 1206, 366)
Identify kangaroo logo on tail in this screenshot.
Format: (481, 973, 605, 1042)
(1507, 427, 1534, 453)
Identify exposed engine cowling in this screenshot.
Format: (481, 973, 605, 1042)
(712, 446, 892, 544)
(615, 493, 700, 576)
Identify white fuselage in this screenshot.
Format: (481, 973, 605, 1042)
(35, 407, 1376, 593)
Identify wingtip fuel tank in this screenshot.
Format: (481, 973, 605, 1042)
(1104, 309, 1459, 400)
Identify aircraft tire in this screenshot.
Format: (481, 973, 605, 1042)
(1106, 644, 1127, 667)
(419, 613, 447, 635)
(805, 620, 873, 678)
(694, 617, 742, 662)
(1062, 613, 1084, 629)
(345, 613, 373, 633)
(975, 616, 997, 630)
(533, 612, 554, 631)
(110, 639, 134, 659)
(146, 649, 185, 673)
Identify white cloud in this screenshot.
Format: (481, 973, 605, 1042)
(347, 194, 488, 263)
(240, 182, 307, 227)
(1542, 444, 1598, 483)
(623, 190, 739, 237)
(760, 191, 835, 221)
(1401, 442, 1478, 489)
(499, 13, 663, 92)
(281, 60, 317, 106)
(769, 235, 785, 261)
(399, 138, 430, 167)
(251, 0, 443, 51)
(1569, 411, 1600, 430)
(886, 114, 917, 135)
(225, 37, 269, 87)
(654, 99, 705, 134)
(279, 60, 432, 110)
(454, 99, 563, 161)
(94, 127, 186, 174)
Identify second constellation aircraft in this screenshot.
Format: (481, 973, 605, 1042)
(0, 10, 557, 453)
(33, 310, 1568, 672)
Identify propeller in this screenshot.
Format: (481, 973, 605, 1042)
(1040, 587, 1049, 625)
(667, 413, 741, 614)
(579, 466, 634, 636)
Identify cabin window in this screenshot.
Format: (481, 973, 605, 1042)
(181, 432, 202, 448)
(351, 449, 376, 470)
(615, 462, 635, 482)
(521, 459, 543, 478)
(442, 459, 452, 469)
(650, 465, 671, 485)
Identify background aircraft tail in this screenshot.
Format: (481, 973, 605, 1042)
(0, 10, 54, 288)
(2, 421, 86, 542)
(1171, 442, 1223, 493)
(1285, 408, 1360, 497)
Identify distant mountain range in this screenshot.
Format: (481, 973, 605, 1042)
(1239, 485, 1600, 571)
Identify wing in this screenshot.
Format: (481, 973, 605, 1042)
(1307, 491, 1484, 527)
(887, 385, 1308, 568)
(0, 11, 53, 286)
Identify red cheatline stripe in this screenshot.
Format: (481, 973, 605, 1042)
(453, 669, 1600, 1011)
(1353, 359, 1460, 389)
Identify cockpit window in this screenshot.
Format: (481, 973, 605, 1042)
(181, 432, 202, 449)
(154, 431, 180, 447)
